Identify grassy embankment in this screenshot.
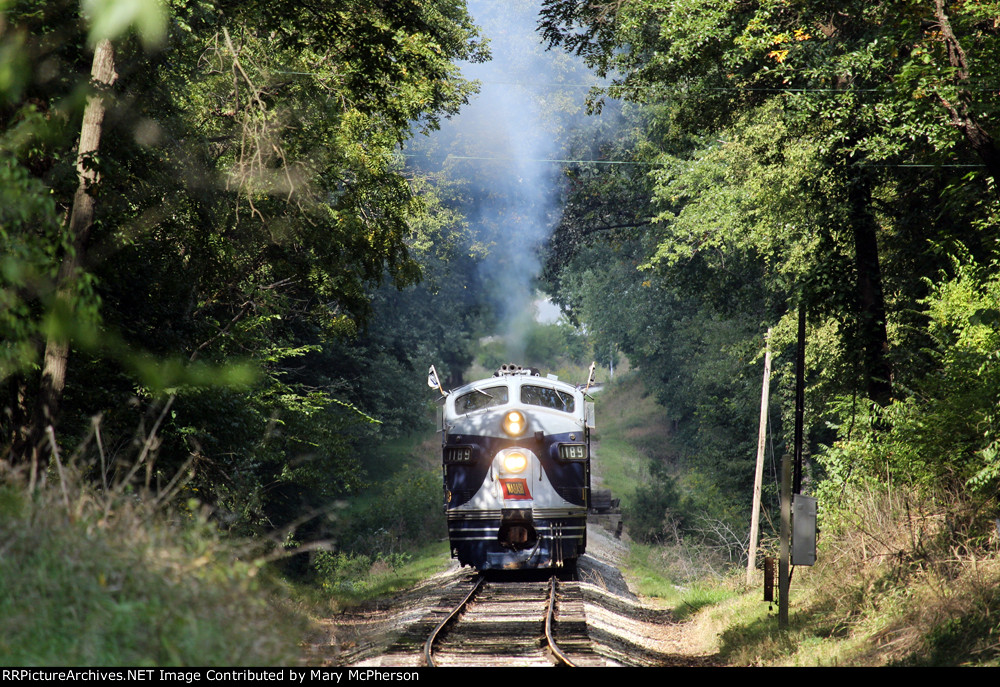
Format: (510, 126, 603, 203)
(595, 372, 1000, 666)
(0, 466, 303, 665)
(589, 371, 735, 614)
(0, 429, 451, 665)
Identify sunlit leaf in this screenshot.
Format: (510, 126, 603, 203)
(81, 0, 168, 47)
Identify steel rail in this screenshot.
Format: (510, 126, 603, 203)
(545, 576, 577, 667)
(424, 575, 485, 667)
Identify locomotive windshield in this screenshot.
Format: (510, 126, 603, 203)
(520, 385, 575, 413)
(455, 385, 509, 414)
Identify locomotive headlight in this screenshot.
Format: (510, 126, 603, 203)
(502, 410, 526, 436)
(503, 452, 528, 473)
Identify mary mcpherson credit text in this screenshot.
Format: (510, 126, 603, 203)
(1, 670, 419, 683)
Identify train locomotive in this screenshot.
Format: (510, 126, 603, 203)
(428, 363, 595, 571)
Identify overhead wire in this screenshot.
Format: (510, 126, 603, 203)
(401, 153, 983, 168)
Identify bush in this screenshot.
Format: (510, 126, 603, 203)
(313, 551, 412, 597)
(818, 259, 1000, 497)
(625, 462, 687, 544)
(334, 468, 445, 557)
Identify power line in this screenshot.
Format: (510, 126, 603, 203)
(440, 154, 654, 165)
(480, 81, 599, 88)
(403, 153, 984, 169)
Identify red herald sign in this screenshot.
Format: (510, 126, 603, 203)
(500, 479, 531, 500)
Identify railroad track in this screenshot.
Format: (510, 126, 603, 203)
(422, 574, 604, 667)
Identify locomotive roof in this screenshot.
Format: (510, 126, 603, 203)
(452, 373, 580, 397)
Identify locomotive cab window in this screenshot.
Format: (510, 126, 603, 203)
(520, 385, 575, 413)
(455, 385, 508, 414)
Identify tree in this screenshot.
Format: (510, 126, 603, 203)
(532, 2, 1000, 541)
(541, 1, 1000, 406)
(0, 0, 489, 535)
(25, 38, 117, 473)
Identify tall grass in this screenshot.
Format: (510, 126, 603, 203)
(701, 485, 1000, 666)
(0, 463, 302, 665)
(805, 485, 1000, 666)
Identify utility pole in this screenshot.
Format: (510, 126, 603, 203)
(779, 452, 791, 629)
(780, 302, 807, 629)
(747, 329, 772, 586)
(794, 304, 806, 493)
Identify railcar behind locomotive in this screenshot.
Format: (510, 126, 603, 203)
(428, 363, 595, 571)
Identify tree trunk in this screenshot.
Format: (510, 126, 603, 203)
(849, 165, 892, 407)
(21, 39, 117, 469)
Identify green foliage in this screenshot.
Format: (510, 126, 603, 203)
(308, 540, 450, 609)
(558, 233, 772, 507)
(297, 430, 449, 602)
(543, 0, 1000, 168)
(473, 318, 591, 374)
(0, 153, 67, 378)
(625, 461, 686, 544)
(313, 551, 412, 599)
(331, 464, 445, 558)
(818, 257, 1000, 495)
(0, 471, 300, 665)
(525, 320, 589, 365)
(82, 0, 168, 46)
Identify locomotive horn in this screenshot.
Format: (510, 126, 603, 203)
(584, 361, 596, 394)
(428, 365, 447, 395)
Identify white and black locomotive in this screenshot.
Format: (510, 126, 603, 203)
(429, 363, 595, 570)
